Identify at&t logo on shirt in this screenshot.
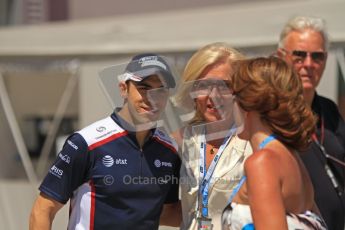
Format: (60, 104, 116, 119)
(102, 155, 114, 167)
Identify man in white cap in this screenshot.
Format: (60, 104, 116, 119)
(30, 53, 181, 230)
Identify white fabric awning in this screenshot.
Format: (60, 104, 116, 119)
(0, 0, 344, 56)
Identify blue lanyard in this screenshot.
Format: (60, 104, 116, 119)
(199, 127, 236, 217)
(227, 175, 247, 204)
(227, 134, 276, 204)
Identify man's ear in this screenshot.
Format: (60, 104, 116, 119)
(119, 82, 128, 98)
(276, 48, 286, 58)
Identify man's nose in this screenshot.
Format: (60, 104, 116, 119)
(302, 54, 314, 67)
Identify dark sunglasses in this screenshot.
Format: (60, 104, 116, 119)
(283, 49, 327, 63)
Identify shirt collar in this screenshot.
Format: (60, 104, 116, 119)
(111, 109, 156, 138)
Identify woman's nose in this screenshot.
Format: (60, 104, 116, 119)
(209, 85, 222, 97)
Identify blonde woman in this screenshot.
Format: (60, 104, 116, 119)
(172, 42, 252, 230)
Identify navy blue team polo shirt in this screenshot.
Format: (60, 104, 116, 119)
(39, 112, 181, 230)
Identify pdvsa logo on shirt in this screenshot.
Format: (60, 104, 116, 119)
(154, 159, 172, 168)
(102, 155, 114, 167)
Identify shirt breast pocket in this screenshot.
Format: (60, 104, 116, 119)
(212, 174, 242, 191)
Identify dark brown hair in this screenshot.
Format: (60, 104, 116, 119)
(231, 56, 316, 150)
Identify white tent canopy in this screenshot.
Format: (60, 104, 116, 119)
(0, 0, 344, 56)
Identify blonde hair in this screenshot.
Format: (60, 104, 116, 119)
(231, 56, 316, 150)
(174, 42, 245, 125)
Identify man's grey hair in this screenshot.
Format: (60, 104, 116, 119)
(278, 16, 329, 50)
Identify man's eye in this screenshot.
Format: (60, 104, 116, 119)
(293, 58, 303, 63)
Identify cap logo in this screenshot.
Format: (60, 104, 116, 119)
(139, 56, 167, 70)
(119, 72, 142, 82)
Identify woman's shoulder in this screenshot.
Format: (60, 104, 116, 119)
(245, 147, 280, 163)
(244, 147, 284, 176)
